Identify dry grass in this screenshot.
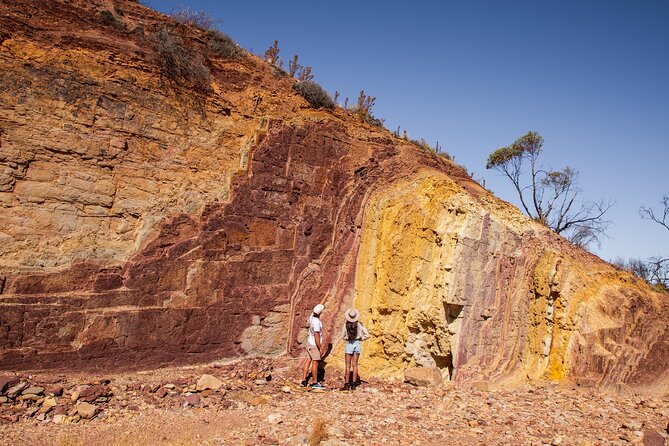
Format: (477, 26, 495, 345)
(307, 417, 329, 445)
(57, 434, 84, 446)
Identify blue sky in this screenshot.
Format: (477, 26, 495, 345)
(145, 0, 668, 262)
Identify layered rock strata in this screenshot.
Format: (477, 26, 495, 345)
(0, 0, 667, 391)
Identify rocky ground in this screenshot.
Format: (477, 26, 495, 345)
(0, 359, 667, 446)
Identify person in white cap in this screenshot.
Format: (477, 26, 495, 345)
(301, 303, 326, 389)
(341, 308, 369, 390)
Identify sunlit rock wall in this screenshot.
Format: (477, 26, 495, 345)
(350, 172, 669, 391)
(0, 0, 667, 391)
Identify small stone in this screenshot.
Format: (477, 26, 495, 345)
(220, 400, 233, 409)
(52, 414, 67, 424)
(164, 384, 176, 389)
(196, 374, 223, 391)
(281, 386, 291, 393)
(248, 395, 271, 405)
(25, 406, 39, 417)
(76, 402, 98, 419)
(255, 379, 268, 386)
(267, 412, 283, 424)
(6, 382, 29, 399)
(46, 385, 64, 397)
(551, 436, 563, 446)
(623, 420, 643, 431)
(0, 396, 7, 403)
(70, 390, 80, 402)
(78, 385, 111, 402)
(468, 420, 479, 427)
(22, 386, 44, 396)
(0, 376, 20, 394)
(642, 430, 666, 446)
(403, 367, 443, 387)
(35, 413, 46, 422)
(40, 396, 57, 413)
(155, 387, 169, 398)
(184, 394, 200, 407)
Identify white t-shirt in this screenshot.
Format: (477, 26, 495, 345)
(307, 316, 322, 346)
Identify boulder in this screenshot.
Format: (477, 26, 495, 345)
(184, 394, 200, 407)
(78, 385, 111, 402)
(52, 414, 67, 424)
(404, 367, 443, 387)
(6, 382, 28, 399)
(39, 396, 57, 413)
(196, 374, 223, 391)
(643, 430, 666, 446)
(155, 387, 169, 398)
(46, 385, 64, 396)
(0, 376, 20, 394)
(76, 402, 98, 419)
(22, 386, 45, 396)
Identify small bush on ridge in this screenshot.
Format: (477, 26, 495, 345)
(155, 29, 211, 93)
(99, 10, 126, 31)
(293, 81, 334, 109)
(207, 30, 244, 59)
(171, 7, 218, 31)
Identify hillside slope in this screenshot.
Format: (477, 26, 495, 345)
(0, 0, 667, 391)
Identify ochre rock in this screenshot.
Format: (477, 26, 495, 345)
(0, 0, 667, 392)
(404, 367, 444, 387)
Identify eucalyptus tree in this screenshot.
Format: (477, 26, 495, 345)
(486, 131, 613, 249)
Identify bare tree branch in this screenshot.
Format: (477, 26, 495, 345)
(640, 195, 669, 232)
(486, 131, 613, 249)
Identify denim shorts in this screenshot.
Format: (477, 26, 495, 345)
(345, 340, 361, 355)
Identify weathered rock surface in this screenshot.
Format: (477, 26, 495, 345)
(76, 402, 98, 419)
(196, 374, 223, 391)
(404, 367, 444, 387)
(0, 0, 667, 394)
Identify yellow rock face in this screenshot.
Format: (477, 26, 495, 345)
(340, 170, 668, 391)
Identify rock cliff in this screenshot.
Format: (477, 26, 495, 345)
(1, 0, 667, 391)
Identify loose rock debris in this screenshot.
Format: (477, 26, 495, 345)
(0, 359, 667, 446)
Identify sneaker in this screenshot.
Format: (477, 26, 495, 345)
(299, 380, 309, 387)
(311, 382, 326, 390)
(349, 382, 356, 391)
(340, 383, 350, 391)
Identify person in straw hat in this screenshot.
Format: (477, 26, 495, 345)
(341, 308, 369, 391)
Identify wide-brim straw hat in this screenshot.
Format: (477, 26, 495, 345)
(345, 308, 359, 322)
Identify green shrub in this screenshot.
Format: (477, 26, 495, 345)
(293, 81, 334, 109)
(206, 30, 244, 59)
(155, 29, 211, 93)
